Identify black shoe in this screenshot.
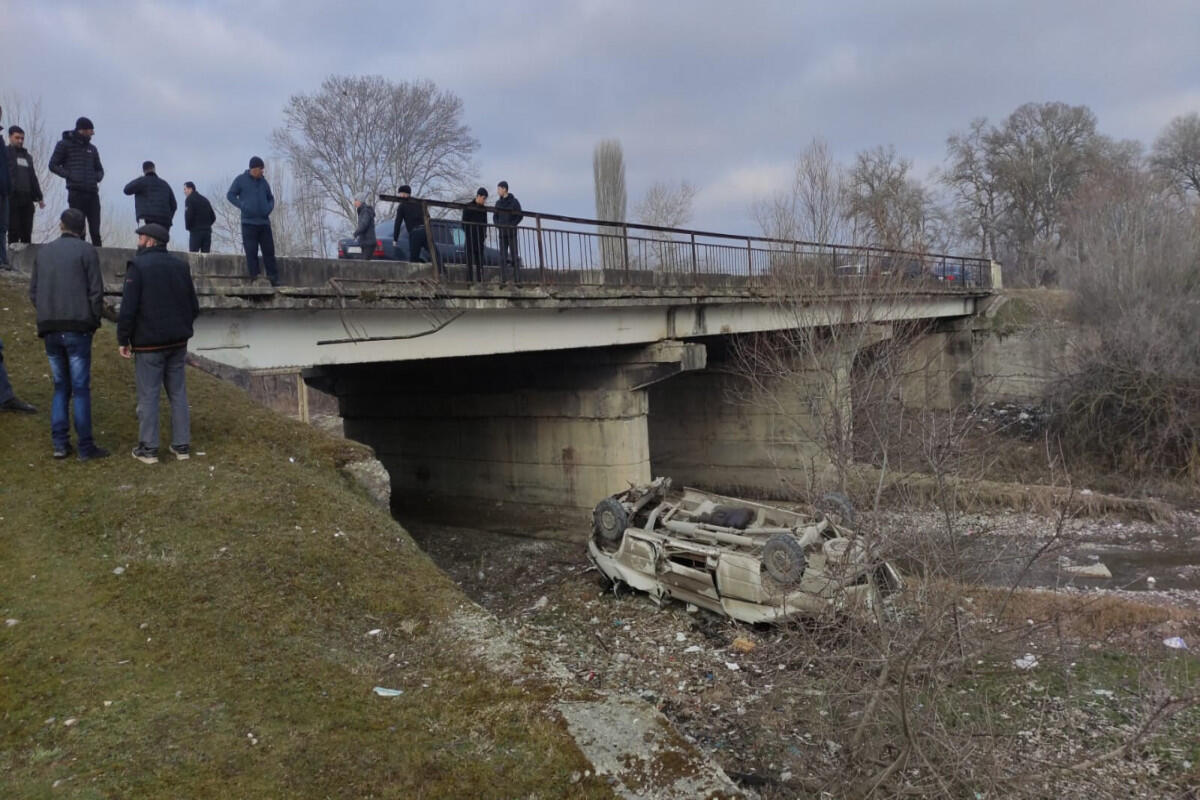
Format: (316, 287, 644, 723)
(168, 443, 190, 461)
(53, 443, 75, 460)
(78, 445, 111, 462)
(131, 444, 158, 464)
(0, 396, 37, 414)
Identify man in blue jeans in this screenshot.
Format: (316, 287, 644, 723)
(226, 156, 278, 286)
(29, 209, 109, 460)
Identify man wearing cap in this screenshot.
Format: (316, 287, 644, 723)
(118, 222, 199, 465)
(462, 187, 488, 282)
(226, 156, 277, 286)
(352, 196, 376, 261)
(48, 117, 104, 246)
(123, 161, 177, 230)
(7, 126, 46, 246)
(29, 209, 108, 460)
(494, 180, 523, 283)
(393, 184, 427, 263)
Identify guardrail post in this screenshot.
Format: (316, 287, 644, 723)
(622, 224, 630, 282)
(535, 215, 546, 284)
(746, 238, 753, 278)
(690, 232, 698, 277)
(421, 201, 440, 281)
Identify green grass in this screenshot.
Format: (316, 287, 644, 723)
(0, 275, 610, 798)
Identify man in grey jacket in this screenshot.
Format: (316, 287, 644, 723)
(29, 208, 109, 460)
(353, 196, 376, 260)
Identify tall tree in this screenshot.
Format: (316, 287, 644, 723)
(845, 145, 933, 250)
(754, 138, 848, 245)
(593, 139, 627, 268)
(943, 118, 1002, 260)
(271, 75, 478, 228)
(1151, 112, 1200, 199)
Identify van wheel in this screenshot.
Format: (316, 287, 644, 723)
(592, 498, 628, 549)
(763, 535, 807, 585)
(817, 491, 855, 527)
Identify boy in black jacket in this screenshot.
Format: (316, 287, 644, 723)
(117, 223, 199, 464)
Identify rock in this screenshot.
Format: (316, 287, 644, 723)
(685, 604, 699, 614)
(1013, 653, 1039, 670)
(1064, 562, 1112, 579)
(342, 457, 391, 510)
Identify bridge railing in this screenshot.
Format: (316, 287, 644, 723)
(378, 195, 993, 290)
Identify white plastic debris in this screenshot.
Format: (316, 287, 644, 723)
(372, 686, 404, 697)
(684, 645, 703, 654)
(1092, 689, 1115, 698)
(366, 629, 383, 636)
(4, 618, 17, 627)
(1146, 576, 1157, 586)
(725, 662, 741, 671)
(1013, 653, 1039, 670)
(685, 604, 699, 614)
(64, 718, 78, 727)
(675, 632, 687, 642)
(1163, 637, 1188, 650)
(112, 566, 126, 575)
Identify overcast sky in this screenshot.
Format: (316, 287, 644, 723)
(4, 0, 1198, 239)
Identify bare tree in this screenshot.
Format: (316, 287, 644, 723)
(593, 138, 627, 269)
(0, 92, 66, 242)
(1150, 111, 1200, 199)
(754, 138, 848, 245)
(845, 144, 935, 250)
(633, 179, 694, 269)
(271, 75, 478, 230)
(943, 118, 1003, 260)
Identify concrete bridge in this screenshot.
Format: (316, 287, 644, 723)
(12, 231, 997, 510)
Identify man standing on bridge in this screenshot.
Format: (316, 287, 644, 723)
(494, 180, 522, 283)
(123, 161, 177, 230)
(393, 184, 427, 263)
(48, 117, 104, 246)
(462, 187, 488, 282)
(7, 126, 46, 247)
(226, 156, 278, 286)
(353, 196, 376, 261)
(183, 182, 216, 253)
(118, 222, 199, 465)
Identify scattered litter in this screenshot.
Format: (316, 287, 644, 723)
(366, 628, 383, 636)
(372, 686, 404, 697)
(63, 718, 78, 727)
(112, 566, 125, 575)
(732, 636, 756, 654)
(675, 632, 687, 642)
(1080, 489, 1093, 496)
(246, 732, 258, 745)
(5, 618, 17, 627)
(116, 484, 133, 492)
(288, 457, 295, 463)
(725, 662, 741, 671)
(334, 530, 346, 539)
(686, 604, 699, 614)
(1163, 637, 1188, 650)
(1013, 653, 1039, 670)
(1146, 576, 1156, 586)
(1092, 689, 1115, 698)
(684, 645, 703, 654)
(103, 701, 112, 707)
(531, 595, 549, 611)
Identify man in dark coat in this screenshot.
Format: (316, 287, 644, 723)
(29, 209, 108, 460)
(0, 337, 37, 413)
(117, 222, 200, 464)
(462, 187, 488, 282)
(0, 108, 10, 266)
(183, 182, 216, 253)
(226, 156, 278, 286)
(7, 126, 45, 245)
(393, 184, 427, 262)
(123, 161, 177, 229)
(494, 180, 523, 283)
(353, 196, 377, 260)
(48, 117, 104, 246)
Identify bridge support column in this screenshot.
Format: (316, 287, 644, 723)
(306, 342, 705, 510)
(647, 341, 853, 498)
(898, 320, 975, 411)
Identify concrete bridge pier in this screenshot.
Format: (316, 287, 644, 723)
(305, 342, 706, 510)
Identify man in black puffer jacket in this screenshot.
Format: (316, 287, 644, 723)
(48, 117, 104, 246)
(123, 161, 177, 229)
(183, 182, 216, 253)
(117, 223, 199, 465)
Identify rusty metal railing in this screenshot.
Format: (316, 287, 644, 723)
(378, 194, 994, 290)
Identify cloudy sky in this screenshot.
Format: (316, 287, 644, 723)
(4, 0, 1197, 239)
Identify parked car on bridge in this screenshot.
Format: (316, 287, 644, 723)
(337, 217, 513, 265)
(927, 261, 983, 286)
(588, 478, 903, 624)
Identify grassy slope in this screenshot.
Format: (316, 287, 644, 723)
(0, 275, 609, 798)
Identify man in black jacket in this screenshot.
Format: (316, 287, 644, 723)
(462, 187, 488, 282)
(123, 161, 177, 230)
(7, 126, 45, 245)
(117, 223, 200, 465)
(353, 196, 376, 261)
(494, 180, 523, 283)
(183, 182, 215, 253)
(29, 209, 108, 460)
(393, 184, 427, 262)
(48, 117, 104, 246)
(0, 108, 10, 266)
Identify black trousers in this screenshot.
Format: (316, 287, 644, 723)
(8, 198, 35, 244)
(465, 230, 485, 282)
(67, 188, 102, 246)
(498, 228, 519, 281)
(189, 228, 212, 253)
(241, 223, 278, 284)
